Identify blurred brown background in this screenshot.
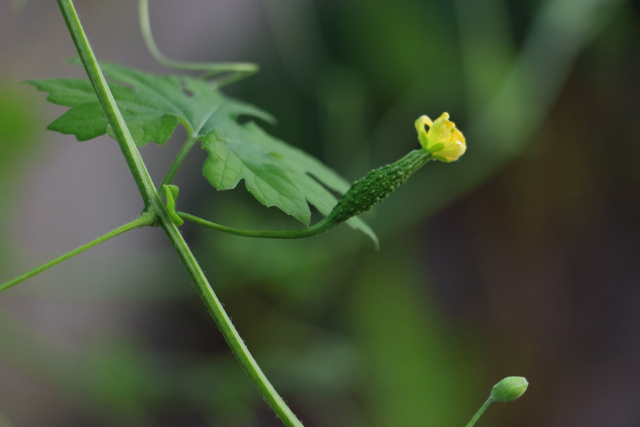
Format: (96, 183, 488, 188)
(1, 0, 639, 426)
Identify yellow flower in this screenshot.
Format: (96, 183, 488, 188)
(415, 112, 466, 162)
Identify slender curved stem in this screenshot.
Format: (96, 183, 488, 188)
(465, 397, 494, 427)
(0, 213, 155, 293)
(179, 211, 336, 239)
(56, 2, 304, 425)
(138, 0, 257, 86)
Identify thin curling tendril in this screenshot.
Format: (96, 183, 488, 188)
(138, 0, 258, 87)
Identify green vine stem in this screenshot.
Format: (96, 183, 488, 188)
(0, 213, 155, 293)
(57, 0, 157, 207)
(138, 0, 257, 86)
(160, 221, 303, 426)
(54, 1, 304, 426)
(178, 211, 336, 239)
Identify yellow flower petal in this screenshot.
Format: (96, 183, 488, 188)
(415, 112, 466, 162)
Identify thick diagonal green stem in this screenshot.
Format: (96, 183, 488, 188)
(0, 214, 154, 293)
(161, 223, 302, 426)
(57, 0, 157, 208)
(56, 1, 303, 426)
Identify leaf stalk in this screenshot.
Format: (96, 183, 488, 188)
(161, 135, 196, 188)
(465, 397, 494, 427)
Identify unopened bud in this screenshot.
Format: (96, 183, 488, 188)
(490, 376, 528, 402)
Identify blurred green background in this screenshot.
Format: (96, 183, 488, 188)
(1, 0, 640, 426)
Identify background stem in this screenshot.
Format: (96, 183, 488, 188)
(465, 397, 494, 427)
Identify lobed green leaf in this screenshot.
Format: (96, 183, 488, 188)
(28, 62, 376, 241)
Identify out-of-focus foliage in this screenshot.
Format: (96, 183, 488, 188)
(0, 84, 39, 198)
(0, 83, 39, 272)
(1, 0, 639, 426)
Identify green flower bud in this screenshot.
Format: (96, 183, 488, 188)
(490, 376, 528, 402)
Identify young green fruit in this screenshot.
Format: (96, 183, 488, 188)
(326, 148, 430, 224)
